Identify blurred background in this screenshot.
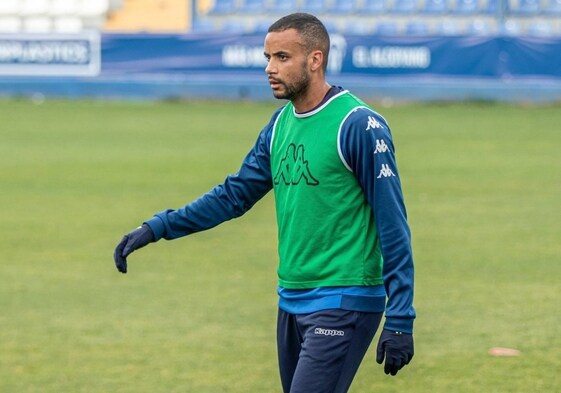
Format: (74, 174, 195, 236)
(1, 0, 561, 102)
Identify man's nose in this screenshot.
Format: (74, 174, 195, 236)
(265, 60, 276, 74)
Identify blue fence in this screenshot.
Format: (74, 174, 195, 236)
(1, 31, 561, 102)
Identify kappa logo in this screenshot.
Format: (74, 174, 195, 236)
(377, 164, 395, 178)
(274, 143, 319, 186)
(374, 139, 389, 154)
(366, 116, 382, 131)
(314, 327, 345, 337)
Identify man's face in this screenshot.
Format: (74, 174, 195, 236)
(264, 29, 311, 101)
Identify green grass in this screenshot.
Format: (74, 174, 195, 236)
(1, 98, 560, 392)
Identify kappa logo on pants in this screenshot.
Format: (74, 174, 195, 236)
(314, 327, 345, 337)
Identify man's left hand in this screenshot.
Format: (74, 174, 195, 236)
(376, 330, 414, 376)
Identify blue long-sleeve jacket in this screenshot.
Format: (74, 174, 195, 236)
(145, 88, 416, 333)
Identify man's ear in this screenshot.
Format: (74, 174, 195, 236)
(309, 50, 324, 72)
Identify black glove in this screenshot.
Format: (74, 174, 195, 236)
(376, 330, 414, 376)
(114, 224, 155, 273)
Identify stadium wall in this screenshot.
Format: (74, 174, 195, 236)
(1, 31, 561, 103)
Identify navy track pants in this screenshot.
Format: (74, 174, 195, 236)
(277, 308, 383, 393)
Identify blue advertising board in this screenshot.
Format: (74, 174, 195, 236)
(95, 33, 561, 80)
(1, 32, 560, 102)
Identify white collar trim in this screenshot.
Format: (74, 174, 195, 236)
(293, 90, 349, 118)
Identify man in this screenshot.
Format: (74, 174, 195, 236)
(114, 13, 415, 393)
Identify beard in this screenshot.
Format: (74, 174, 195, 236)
(271, 63, 311, 101)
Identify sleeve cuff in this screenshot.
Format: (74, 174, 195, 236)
(383, 317, 414, 334)
(144, 216, 166, 241)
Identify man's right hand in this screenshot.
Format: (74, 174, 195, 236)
(113, 224, 155, 274)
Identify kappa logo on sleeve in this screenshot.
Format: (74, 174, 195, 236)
(377, 164, 396, 178)
(366, 116, 382, 131)
(374, 139, 389, 154)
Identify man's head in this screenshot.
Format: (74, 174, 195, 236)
(267, 13, 330, 72)
(264, 13, 330, 105)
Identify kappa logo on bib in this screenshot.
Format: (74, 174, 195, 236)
(274, 143, 319, 186)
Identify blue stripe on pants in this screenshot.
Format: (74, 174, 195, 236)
(277, 308, 383, 393)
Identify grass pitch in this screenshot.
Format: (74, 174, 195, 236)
(1, 98, 560, 392)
